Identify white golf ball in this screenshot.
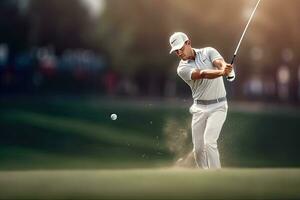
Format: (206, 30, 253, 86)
(110, 113, 117, 120)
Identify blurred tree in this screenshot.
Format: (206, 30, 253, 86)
(27, 0, 94, 54)
(248, 0, 300, 102)
(0, 0, 30, 52)
(97, 0, 168, 75)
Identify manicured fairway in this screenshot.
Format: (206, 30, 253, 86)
(0, 168, 300, 200)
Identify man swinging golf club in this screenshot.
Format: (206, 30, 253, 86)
(169, 32, 232, 169)
(170, 0, 261, 169)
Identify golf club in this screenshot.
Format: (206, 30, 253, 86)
(227, 0, 262, 81)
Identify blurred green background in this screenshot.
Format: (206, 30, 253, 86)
(1, 0, 300, 170)
(1, 96, 300, 170)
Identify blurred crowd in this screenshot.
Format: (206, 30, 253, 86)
(0, 44, 106, 94)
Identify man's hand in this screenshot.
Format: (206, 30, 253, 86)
(213, 59, 233, 77)
(223, 64, 233, 76)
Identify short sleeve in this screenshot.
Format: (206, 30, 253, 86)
(207, 47, 223, 62)
(177, 64, 194, 81)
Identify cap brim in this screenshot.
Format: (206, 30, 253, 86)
(169, 43, 185, 54)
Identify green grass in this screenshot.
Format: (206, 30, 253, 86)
(1, 97, 300, 199)
(0, 168, 300, 200)
(1, 96, 300, 170)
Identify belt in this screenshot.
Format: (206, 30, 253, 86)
(195, 97, 227, 105)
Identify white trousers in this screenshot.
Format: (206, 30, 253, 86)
(189, 101, 228, 169)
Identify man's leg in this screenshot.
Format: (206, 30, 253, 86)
(203, 104, 228, 168)
(191, 109, 208, 168)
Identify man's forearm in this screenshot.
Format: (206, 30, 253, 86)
(201, 69, 225, 79)
(192, 69, 224, 80)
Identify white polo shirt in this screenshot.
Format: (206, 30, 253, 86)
(177, 47, 226, 100)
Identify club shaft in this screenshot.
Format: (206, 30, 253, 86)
(232, 0, 261, 64)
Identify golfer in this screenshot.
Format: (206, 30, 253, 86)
(169, 32, 233, 169)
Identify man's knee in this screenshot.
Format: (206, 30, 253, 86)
(194, 139, 217, 153)
(204, 134, 219, 149)
(204, 141, 218, 149)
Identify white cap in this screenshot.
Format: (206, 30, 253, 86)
(169, 32, 189, 54)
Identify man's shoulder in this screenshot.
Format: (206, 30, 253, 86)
(177, 59, 192, 68)
(196, 47, 222, 60)
(194, 47, 210, 58)
(176, 60, 193, 74)
(195, 47, 216, 54)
